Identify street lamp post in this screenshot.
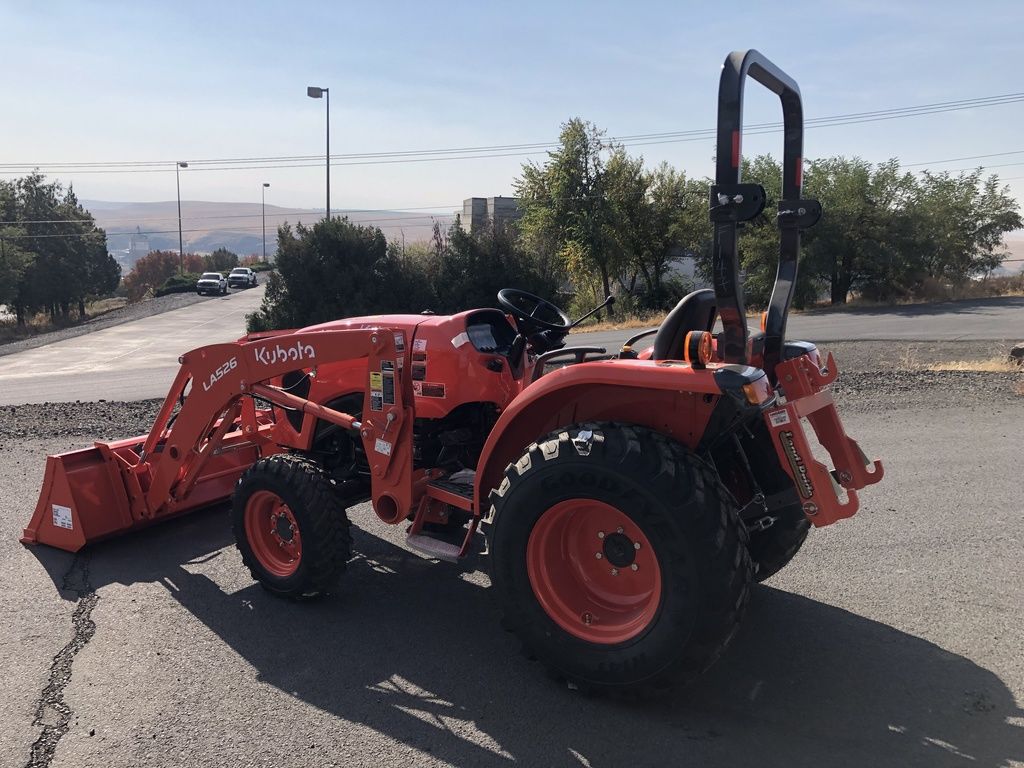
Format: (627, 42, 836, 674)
(261, 183, 270, 262)
(306, 85, 330, 218)
(175, 161, 188, 273)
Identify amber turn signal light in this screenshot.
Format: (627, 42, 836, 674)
(742, 377, 773, 406)
(683, 331, 713, 367)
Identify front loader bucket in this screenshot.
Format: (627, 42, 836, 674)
(22, 431, 263, 553)
(22, 444, 133, 552)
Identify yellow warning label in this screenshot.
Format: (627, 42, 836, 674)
(369, 372, 383, 390)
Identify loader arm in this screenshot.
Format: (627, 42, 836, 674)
(23, 328, 414, 552)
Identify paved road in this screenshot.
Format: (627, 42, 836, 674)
(573, 296, 1024, 352)
(1, 294, 1021, 406)
(2, 400, 1021, 768)
(0, 286, 266, 406)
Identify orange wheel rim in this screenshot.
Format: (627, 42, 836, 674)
(244, 490, 302, 577)
(527, 499, 662, 644)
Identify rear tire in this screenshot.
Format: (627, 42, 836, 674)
(232, 454, 352, 598)
(747, 504, 809, 582)
(485, 423, 752, 694)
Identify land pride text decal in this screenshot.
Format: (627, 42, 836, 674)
(780, 430, 815, 499)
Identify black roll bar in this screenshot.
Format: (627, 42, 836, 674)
(710, 49, 819, 373)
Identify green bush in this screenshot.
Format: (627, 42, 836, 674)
(246, 218, 552, 332)
(155, 272, 205, 297)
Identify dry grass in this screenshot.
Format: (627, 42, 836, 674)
(810, 274, 1024, 312)
(0, 296, 129, 344)
(88, 296, 128, 314)
(927, 357, 1022, 373)
(572, 312, 666, 333)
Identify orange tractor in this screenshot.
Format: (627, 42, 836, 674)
(23, 50, 882, 693)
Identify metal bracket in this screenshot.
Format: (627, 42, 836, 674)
(777, 199, 822, 230)
(709, 184, 767, 223)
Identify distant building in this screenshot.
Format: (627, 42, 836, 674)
(459, 197, 521, 232)
(128, 227, 151, 266)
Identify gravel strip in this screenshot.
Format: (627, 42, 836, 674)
(0, 292, 216, 358)
(0, 361, 1018, 444)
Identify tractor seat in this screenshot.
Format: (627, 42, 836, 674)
(651, 289, 717, 361)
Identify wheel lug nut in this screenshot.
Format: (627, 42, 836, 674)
(631, 563, 638, 571)
(611, 568, 618, 576)
(595, 552, 603, 559)
(597, 531, 605, 539)
(616, 527, 624, 534)
(633, 542, 641, 550)
(582, 612, 593, 625)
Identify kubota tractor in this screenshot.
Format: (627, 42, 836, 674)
(23, 50, 882, 694)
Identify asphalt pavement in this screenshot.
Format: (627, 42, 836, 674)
(572, 296, 1024, 353)
(2, 398, 1021, 768)
(0, 294, 1022, 767)
(0, 286, 266, 406)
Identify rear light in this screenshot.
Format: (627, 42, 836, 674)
(683, 331, 713, 367)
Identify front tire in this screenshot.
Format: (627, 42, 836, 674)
(232, 454, 352, 598)
(486, 423, 752, 694)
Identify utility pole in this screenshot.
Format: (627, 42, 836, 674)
(176, 161, 188, 273)
(262, 183, 270, 262)
(306, 86, 330, 218)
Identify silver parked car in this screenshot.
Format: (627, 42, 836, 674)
(196, 272, 227, 295)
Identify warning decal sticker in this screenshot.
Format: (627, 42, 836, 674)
(382, 373, 395, 405)
(369, 371, 383, 411)
(52, 504, 73, 530)
(413, 338, 428, 352)
(768, 409, 791, 427)
(394, 332, 405, 353)
(413, 381, 446, 398)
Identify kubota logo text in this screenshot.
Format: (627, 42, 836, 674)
(254, 341, 316, 366)
(203, 357, 238, 392)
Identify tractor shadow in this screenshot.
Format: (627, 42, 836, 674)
(30, 507, 1024, 768)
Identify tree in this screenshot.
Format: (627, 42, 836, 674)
(2, 174, 120, 323)
(432, 220, 556, 313)
(909, 170, 1021, 285)
(124, 250, 202, 300)
(205, 247, 239, 272)
(516, 119, 619, 313)
(248, 217, 426, 331)
(643, 164, 710, 307)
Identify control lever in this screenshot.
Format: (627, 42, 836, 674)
(569, 295, 615, 329)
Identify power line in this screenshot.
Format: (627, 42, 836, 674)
(2, 91, 1022, 176)
(902, 150, 1024, 167)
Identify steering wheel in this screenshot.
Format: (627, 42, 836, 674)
(497, 289, 572, 334)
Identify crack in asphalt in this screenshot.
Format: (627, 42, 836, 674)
(24, 555, 98, 768)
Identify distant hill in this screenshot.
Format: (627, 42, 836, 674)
(84, 200, 456, 261)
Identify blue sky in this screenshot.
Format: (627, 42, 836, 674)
(2, 0, 1022, 231)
